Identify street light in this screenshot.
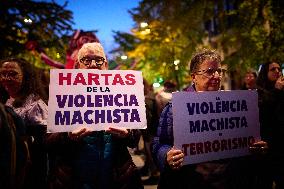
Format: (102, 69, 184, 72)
(153, 82, 160, 88)
(174, 59, 180, 65)
(121, 55, 128, 60)
(24, 18, 32, 23)
(140, 22, 148, 28)
(140, 28, 151, 35)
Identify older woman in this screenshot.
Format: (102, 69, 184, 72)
(45, 42, 143, 189)
(152, 49, 266, 189)
(0, 58, 48, 189)
(256, 61, 284, 189)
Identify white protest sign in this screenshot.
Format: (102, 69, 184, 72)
(48, 69, 147, 132)
(172, 90, 261, 165)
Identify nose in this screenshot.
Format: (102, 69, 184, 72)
(88, 60, 99, 68)
(213, 71, 222, 78)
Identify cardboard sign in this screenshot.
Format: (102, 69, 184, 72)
(172, 90, 261, 165)
(48, 69, 147, 132)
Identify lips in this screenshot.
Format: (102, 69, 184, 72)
(209, 79, 220, 86)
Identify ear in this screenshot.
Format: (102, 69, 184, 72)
(191, 73, 196, 80)
(74, 60, 79, 69)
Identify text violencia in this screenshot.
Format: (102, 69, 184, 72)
(56, 94, 139, 108)
(54, 94, 141, 125)
(187, 100, 248, 115)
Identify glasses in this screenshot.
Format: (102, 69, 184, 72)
(79, 56, 105, 67)
(269, 67, 281, 72)
(196, 67, 226, 78)
(0, 71, 22, 80)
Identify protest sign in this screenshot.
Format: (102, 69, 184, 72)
(172, 90, 260, 165)
(48, 69, 147, 132)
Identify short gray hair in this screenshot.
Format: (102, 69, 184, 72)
(190, 49, 221, 72)
(77, 42, 106, 61)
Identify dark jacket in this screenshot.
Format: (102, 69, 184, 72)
(45, 130, 143, 189)
(0, 104, 29, 189)
(258, 87, 284, 171)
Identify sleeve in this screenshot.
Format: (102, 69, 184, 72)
(26, 99, 48, 126)
(152, 103, 174, 172)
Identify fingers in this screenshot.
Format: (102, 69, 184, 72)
(251, 141, 267, 147)
(68, 128, 92, 141)
(171, 154, 184, 170)
(106, 127, 129, 138)
(249, 140, 268, 154)
(167, 148, 184, 170)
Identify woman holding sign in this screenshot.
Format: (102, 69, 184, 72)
(45, 42, 143, 189)
(256, 61, 284, 189)
(152, 49, 267, 189)
(0, 58, 48, 189)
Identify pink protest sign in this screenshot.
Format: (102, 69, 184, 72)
(48, 69, 146, 132)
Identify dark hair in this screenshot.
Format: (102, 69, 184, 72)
(163, 81, 177, 92)
(0, 85, 9, 103)
(0, 58, 47, 107)
(190, 49, 221, 73)
(256, 61, 281, 90)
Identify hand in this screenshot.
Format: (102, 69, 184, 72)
(105, 127, 129, 138)
(68, 128, 92, 141)
(249, 140, 268, 154)
(166, 147, 184, 170)
(275, 75, 284, 90)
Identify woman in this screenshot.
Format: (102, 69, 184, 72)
(256, 61, 284, 189)
(242, 69, 257, 90)
(152, 49, 266, 189)
(0, 58, 48, 189)
(45, 42, 143, 189)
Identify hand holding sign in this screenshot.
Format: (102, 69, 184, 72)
(105, 127, 129, 138)
(68, 127, 93, 141)
(166, 147, 185, 170)
(249, 140, 268, 154)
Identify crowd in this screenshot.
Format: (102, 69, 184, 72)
(0, 43, 283, 189)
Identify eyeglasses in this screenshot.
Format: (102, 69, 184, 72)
(269, 67, 281, 72)
(195, 67, 226, 78)
(79, 56, 105, 67)
(0, 71, 22, 80)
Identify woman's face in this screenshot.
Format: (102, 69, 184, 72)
(192, 60, 222, 92)
(244, 73, 256, 88)
(267, 62, 282, 82)
(0, 61, 23, 97)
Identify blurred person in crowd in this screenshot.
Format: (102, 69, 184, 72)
(139, 79, 159, 185)
(0, 102, 29, 189)
(0, 84, 9, 103)
(256, 61, 284, 189)
(242, 69, 257, 90)
(152, 49, 267, 189)
(45, 42, 143, 189)
(155, 80, 177, 117)
(0, 58, 48, 189)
